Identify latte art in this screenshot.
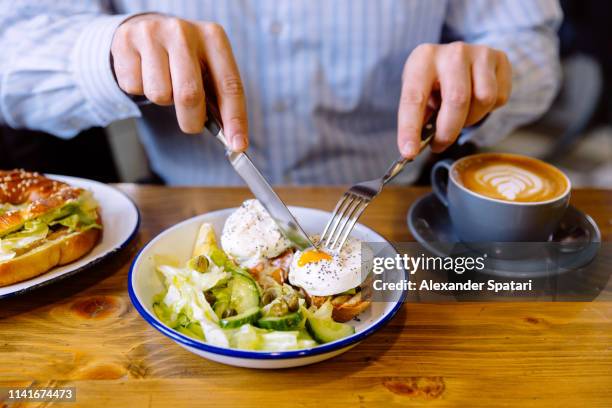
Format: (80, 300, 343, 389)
(475, 164, 545, 201)
(453, 153, 568, 203)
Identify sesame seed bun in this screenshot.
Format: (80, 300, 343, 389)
(0, 170, 103, 287)
(0, 169, 83, 236)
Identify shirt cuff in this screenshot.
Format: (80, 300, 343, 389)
(71, 14, 141, 126)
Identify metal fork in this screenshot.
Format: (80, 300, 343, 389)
(320, 111, 438, 252)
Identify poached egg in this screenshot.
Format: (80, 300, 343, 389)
(221, 199, 292, 268)
(288, 236, 371, 296)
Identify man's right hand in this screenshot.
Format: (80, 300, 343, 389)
(111, 14, 248, 151)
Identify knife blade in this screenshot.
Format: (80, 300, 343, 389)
(204, 105, 316, 250)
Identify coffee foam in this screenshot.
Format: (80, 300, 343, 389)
(453, 154, 568, 203)
(475, 164, 545, 201)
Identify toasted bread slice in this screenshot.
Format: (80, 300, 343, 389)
(331, 292, 372, 323)
(0, 227, 100, 287)
(306, 291, 372, 323)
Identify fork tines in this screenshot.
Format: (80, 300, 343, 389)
(320, 192, 370, 252)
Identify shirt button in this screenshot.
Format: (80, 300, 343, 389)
(117, 104, 130, 113)
(269, 21, 283, 35)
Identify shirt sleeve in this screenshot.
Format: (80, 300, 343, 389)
(0, 1, 141, 138)
(444, 0, 563, 146)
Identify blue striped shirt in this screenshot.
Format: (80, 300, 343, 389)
(0, 0, 562, 185)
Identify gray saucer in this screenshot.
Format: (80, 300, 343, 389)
(407, 193, 601, 278)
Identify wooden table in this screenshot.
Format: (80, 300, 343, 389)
(1, 186, 611, 407)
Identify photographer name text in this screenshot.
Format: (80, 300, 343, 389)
(373, 279, 533, 293)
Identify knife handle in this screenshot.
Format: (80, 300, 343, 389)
(204, 97, 232, 150)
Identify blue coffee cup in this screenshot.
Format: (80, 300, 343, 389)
(430, 153, 571, 243)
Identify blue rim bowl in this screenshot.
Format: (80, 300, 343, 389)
(128, 207, 407, 360)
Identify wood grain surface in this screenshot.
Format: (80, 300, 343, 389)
(1, 186, 611, 408)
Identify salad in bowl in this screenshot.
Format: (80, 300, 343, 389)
(152, 200, 369, 351)
(129, 200, 405, 368)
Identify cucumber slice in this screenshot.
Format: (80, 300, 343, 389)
(306, 317, 355, 344)
(211, 286, 231, 300)
(212, 287, 232, 318)
(228, 264, 257, 282)
(257, 312, 302, 331)
(213, 299, 231, 319)
(211, 275, 259, 319)
(229, 274, 259, 313)
(297, 330, 318, 349)
(219, 307, 261, 329)
(231, 324, 261, 350)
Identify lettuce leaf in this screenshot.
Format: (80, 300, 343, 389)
(157, 265, 229, 295)
(0, 191, 100, 263)
(46, 192, 100, 232)
(49, 210, 101, 232)
(228, 325, 317, 351)
(2, 191, 100, 240)
(0, 220, 49, 258)
(259, 331, 300, 351)
(154, 267, 319, 351)
(50, 214, 80, 231)
(156, 264, 231, 347)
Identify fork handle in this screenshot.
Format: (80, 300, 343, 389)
(382, 110, 438, 185)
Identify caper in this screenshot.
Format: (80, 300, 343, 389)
(262, 286, 282, 305)
(188, 255, 210, 273)
(283, 293, 299, 312)
(204, 291, 216, 304)
(268, 300, 289, 317)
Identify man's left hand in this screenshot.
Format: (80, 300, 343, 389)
(397, 42, 512, 158)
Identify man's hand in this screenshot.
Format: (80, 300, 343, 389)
(111, 14, 248, 151)
(398, 42, 512, 158)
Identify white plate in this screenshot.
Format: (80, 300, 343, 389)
(129, 206, 406, 369)
(0, 175, 140, 299)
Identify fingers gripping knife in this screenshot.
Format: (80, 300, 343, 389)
(204, 102, 316, 250)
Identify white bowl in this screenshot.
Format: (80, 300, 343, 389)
(129, 206, 406, 369)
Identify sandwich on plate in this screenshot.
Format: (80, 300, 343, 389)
(0, 170, 102, 287)
(153, 199, 373, 351)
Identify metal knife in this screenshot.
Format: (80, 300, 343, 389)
(204, 103, 316, 250)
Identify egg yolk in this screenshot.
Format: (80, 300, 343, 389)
(298, 249, 332, 266)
